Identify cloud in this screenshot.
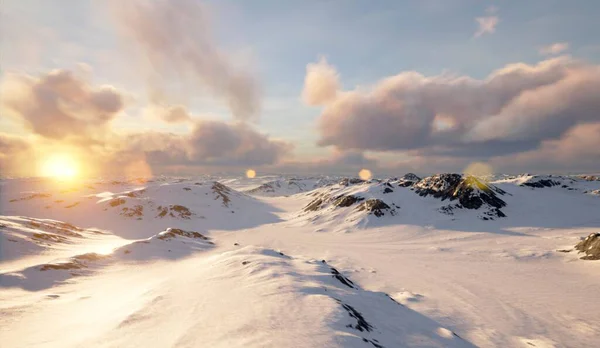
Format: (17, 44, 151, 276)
(107, 0, 260, 122)
(123, 120, 293, 168)
(489, 123, 600, 174)
(1, 69, 125, 140)
(267, 150, 379, 176)
(148, 105, 193, 123)
(539, 42, 569, 55)
(0, 134, 32, 176)
(308, 56, 600, 161)
(0, 67, 289, 176)
(302, 57, 340, 106)
(474, 8, 499, 38)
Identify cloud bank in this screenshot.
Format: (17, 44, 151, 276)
(304, 56, 600, 173)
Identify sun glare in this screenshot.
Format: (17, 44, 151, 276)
(358, 169, 372, 181)
(246, 169, 257, 178)
(41, 154, 79, 180)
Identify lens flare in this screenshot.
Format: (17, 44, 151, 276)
(246, 169, 256, 178)
(40, 154, 79, 180)
(463, 162, 493, 178)
(358, 169, 372, 180)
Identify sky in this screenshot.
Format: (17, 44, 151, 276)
(1, 0, 599, 178)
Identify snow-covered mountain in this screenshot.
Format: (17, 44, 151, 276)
(1, 179, 281, 239)
(244, 177, 338, 196)
(2, 174, 600, 347)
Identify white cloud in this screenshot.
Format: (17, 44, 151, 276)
(474, 15, 499, 37)
(302, 57, 340, 106)
(539, 42, 569, 55)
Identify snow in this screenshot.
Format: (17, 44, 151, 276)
(2, 175, 600, 347)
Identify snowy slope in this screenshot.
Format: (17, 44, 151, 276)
(244, 177, 340, 197)
(1, 179, 281, 239)
(1, 222, 472, 347)
(2, 174, 600, 347)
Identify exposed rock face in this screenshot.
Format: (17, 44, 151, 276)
(156, 205, 193, 219)
(157, 228, 211, 242)
(356, 199, 396, 217)
(247, 182, 280, 194)
(397, 173, 421, 187)
(109, 198, 126, 207)
(212, 182, 232, 207)
(121, 205, 144, 217)
(9, 193, 52, 203)
(519, 175, 576, 189)
(333, 195, 364, 207)
(39, 253, 109, 271)
(575, 233, 600, 260)
(402, 173, 421, 182)
(414, 174, 507, 218)
(579, 175, 600, 181)
(339, 178, 365, 186)
(124, 189, 146, 198)
(304, 196, 325, 212)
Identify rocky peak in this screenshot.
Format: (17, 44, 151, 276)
(414, 174, 507, 217)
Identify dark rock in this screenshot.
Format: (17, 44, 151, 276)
(124, 189, 146, 198)
(32, 233, 69, 243)
(415, 174, 506, 217)
(575, 233, 600, 260)
(337, 301, 373, 332)
(339, 178, 364, 186)
(304, 197, 324, 212)
(212, 182, 232, 207)
(109, 198, 126, 207)
(356, 199, 395, 217)
(331, 267, 355, 288)
(156, 205, 192, 219)
(121, 205, 144, 217)
(334, 195, 364, 208)
(9, 193, 52, 202)
(383, 187, 394, 194)
(157, 228, 210, 241)
(401, 173, 421, 182)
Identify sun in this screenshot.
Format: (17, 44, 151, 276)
(41, 154, 79, 180)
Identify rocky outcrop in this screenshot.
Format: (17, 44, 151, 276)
(339, 178, 365, 186)
(212, 182, 233, 207)
(333, 195, 365, 207)
(156, 228, 211, 242)
(401, 173, 421, 182)
(414, 174, 507, 218)
(575, 233, 600, 260)
(356, 199, 396, 217)
(156, 205, 193, 219)
(519, 175, 577, 189)
(396, 173, 421, 187)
